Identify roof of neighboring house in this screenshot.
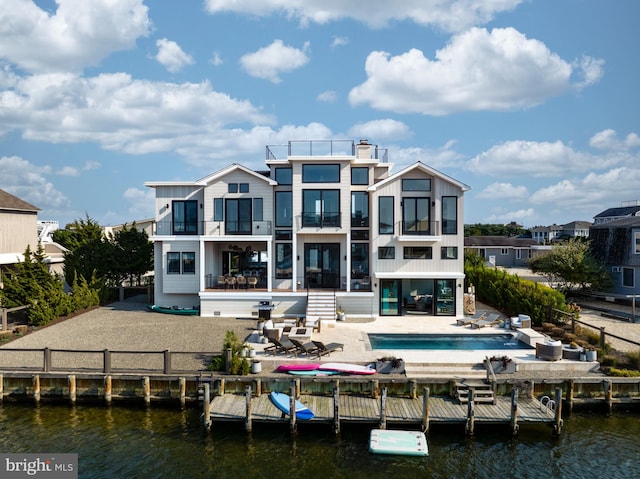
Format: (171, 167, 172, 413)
(594, 205, 640, 219)
(464, 236, 537, 247)
(590, 216, 640, 229)
(0, 188, 40, 213)
(562, 221, 592, 230)
(145, 163, 278, 188)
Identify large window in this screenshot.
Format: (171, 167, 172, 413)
(302, 190, 340, 227)
(351, 243, 369, 279)
(441, 246, 458, 259)
(379, 196, 394, 234)
(276, 243, 292, 279)
(635, 232, 640, 254)
(172, 200, 198, 235)
(402, 197, 430, 235)
(167, 252, 195, 274)
(402, 179, 431, 191)
(253, 198, 263, 221)
(351, 191, 369, 227)
(225, 198, 251, 234)
(378, 247, 395, 259)
(404, 247, 432, 259)
(214, 198, 223, 221)
(351, 167, 369, 185)
(442, 196, 457, 234)
(302, 164, 340, 183)
(275, 191, 292, 227)
(275, 168, 292, 185)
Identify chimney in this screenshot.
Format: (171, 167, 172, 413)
(356, 139, 371, 159)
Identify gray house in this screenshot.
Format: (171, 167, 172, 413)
(589, 216, 640, 297)
(464, 236, 543, 268)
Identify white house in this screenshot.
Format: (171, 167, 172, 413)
(145, 140, 470, 319)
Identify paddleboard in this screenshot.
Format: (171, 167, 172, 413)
(369, 429, 428, 457)
(318, 362, 376, 375)
(276, 363, 321, 372)
(287, 369, 341, 376)
(269, 392, 315, 420)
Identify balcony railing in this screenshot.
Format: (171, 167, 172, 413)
(152, 221, 272, 236)
(266, 140, 388, 162)
(399, 220, 441, 236)
(301, 211, 341, 228)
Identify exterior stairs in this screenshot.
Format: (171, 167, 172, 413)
(306, 291, 336, 326)
(454, 379, 495, 404)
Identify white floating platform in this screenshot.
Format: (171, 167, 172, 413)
(369, 429, 428, 457)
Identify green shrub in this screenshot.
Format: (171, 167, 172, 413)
(609, 368, 640, 377)
(207, 355, 225, 371)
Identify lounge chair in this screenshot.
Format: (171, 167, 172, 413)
(289, 338, 320, 357)
(470, 312, 501, 329)
(266, 337, 298, 357)
(536, 341, 563, 361)
(311, 340, 344, 358)
(456, 311, 486, 326)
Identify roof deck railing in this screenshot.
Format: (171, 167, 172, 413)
(266, 140, 388, 162)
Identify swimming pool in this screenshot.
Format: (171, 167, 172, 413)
(368, 333, 533, 350)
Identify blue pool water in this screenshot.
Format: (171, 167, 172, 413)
(368, 333, 533, 350)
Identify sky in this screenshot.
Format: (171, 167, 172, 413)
(1, 0, 639, 230)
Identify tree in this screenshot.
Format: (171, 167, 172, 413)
(528, 238, 610, 293)
(53, 215, 103, 250)
(109, 223, 153, 286)
(464, 223, 530, 237)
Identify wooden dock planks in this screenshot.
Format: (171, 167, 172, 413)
(208, 393, 557, 428)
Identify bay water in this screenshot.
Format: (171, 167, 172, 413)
(1, 403, 638, 478)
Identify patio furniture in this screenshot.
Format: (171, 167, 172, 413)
(535, 341, 563, 361)
(289, 338, 320, 356)
(247, 276, 258, 288)
(311, 340, 344, 358)
(510, 314, 531, 329)
(266, 337, 298, 357)
(456, 311, 486, 326)
(470, 312, 500, 329)
(236, 275, 247, 288)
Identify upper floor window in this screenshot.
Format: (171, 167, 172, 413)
(302, 164, 340, 183)
(622, 267, 634, 288)
(214, 198, 223, 221)
(635, 232, 640, 254)
(404, 247, 432, 259)
(351, 191, 369, 227)
(275, 167, 292, 185)
(351, 167, 369, 185)
(228, 183, 249, 193)
(441, 246, 458, 260)
(225, 199, 251, 234)
(275, 191, 292, 227)
(167, 251, 195, 274)
(442, 196, 457, 235)
(402, 197, 430, 235)
(402, 179, 431, 191)
(172, 200, 198, 235)
(253, 198, 263, 222)
(302, 190, 340, 227)
(379, 196, 394, 234)
(378, 246, 395, 259)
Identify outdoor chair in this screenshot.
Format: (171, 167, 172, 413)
(470, 312, 501, 329)
(226, 276, 237, 289)
(247, 276, 258, 288)
(217, 276, 226, 289)
(311, 340, 344, 358)
(236, 276, 247, 288)
(456, 311, 486, 326)
(536, 341, 563, 361)
(266, 337, 298, 357)
(289, 338, 320, 357)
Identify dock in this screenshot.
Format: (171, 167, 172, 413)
(203, 377, 563, 436)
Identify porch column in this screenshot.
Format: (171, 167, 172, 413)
(345, 231, 351, 292)
(199, 239, 206, 291)
(267, 240, 273, 292)
(292, 233, 298, 292)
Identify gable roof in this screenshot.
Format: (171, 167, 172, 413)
(145, 164, 277, 188)
(368, 161, 470, 192)
(590, 216, 640, 229)
(0, 188, 40, 213)
(464, 236, 537, 248)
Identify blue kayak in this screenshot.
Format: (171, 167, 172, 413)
(269, 392, 314, 420)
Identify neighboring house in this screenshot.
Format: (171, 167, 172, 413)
(103, 218, 155, 239)
(464, 236, 543, 268)
(530, 221, 591, 244)
(146, 139, 470, 318)
(0, 188, 41, 287)
(593, 200, 640, 225)
(589, 216, 640, 297)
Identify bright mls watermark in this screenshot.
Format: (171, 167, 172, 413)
(0, 454, 77, 478)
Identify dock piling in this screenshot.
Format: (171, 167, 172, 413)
(289, 385, 297, 434)
(465, 388, 475, 436)
(333, 386, 340, 435)
(69, 375, 76, 404)
(379, 387, 387, 429)
(143, 376, 150, 405)
(245, 385, 252, 432)
(510, 387, 519, 435)
(422, 387, 430, 434)
(553, 387, 563, 435)
(179, 377, 186, 407)
(33, 374, 40, 404)
(203, 383, 211, 431)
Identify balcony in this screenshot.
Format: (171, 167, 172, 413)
(398, 220, 442, 241)
(301, 211, 341, 228)
(152, 221, 272, 236)
(266, 140, 388, 162)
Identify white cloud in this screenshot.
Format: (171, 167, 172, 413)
(123, 187, 155, 219)
(155, 38, 194, 73)
(589, 129, 640, 151)
(204, 0, 522, 32)
(349, 27, 603, 115)
(317, 90, 337, 103)
(331, 36, 349, 48)
(476, 182, 528, 200)
(210, 52, 224, 66)
(390, 140, 464, 170)
(0, 72, 273, 155)
(239, 40, 310, 83)
(348, 119, 412, 142)
(467, 140, 604, 178)
(0, 0, 151, 73)
(0, 156, 70, 210)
